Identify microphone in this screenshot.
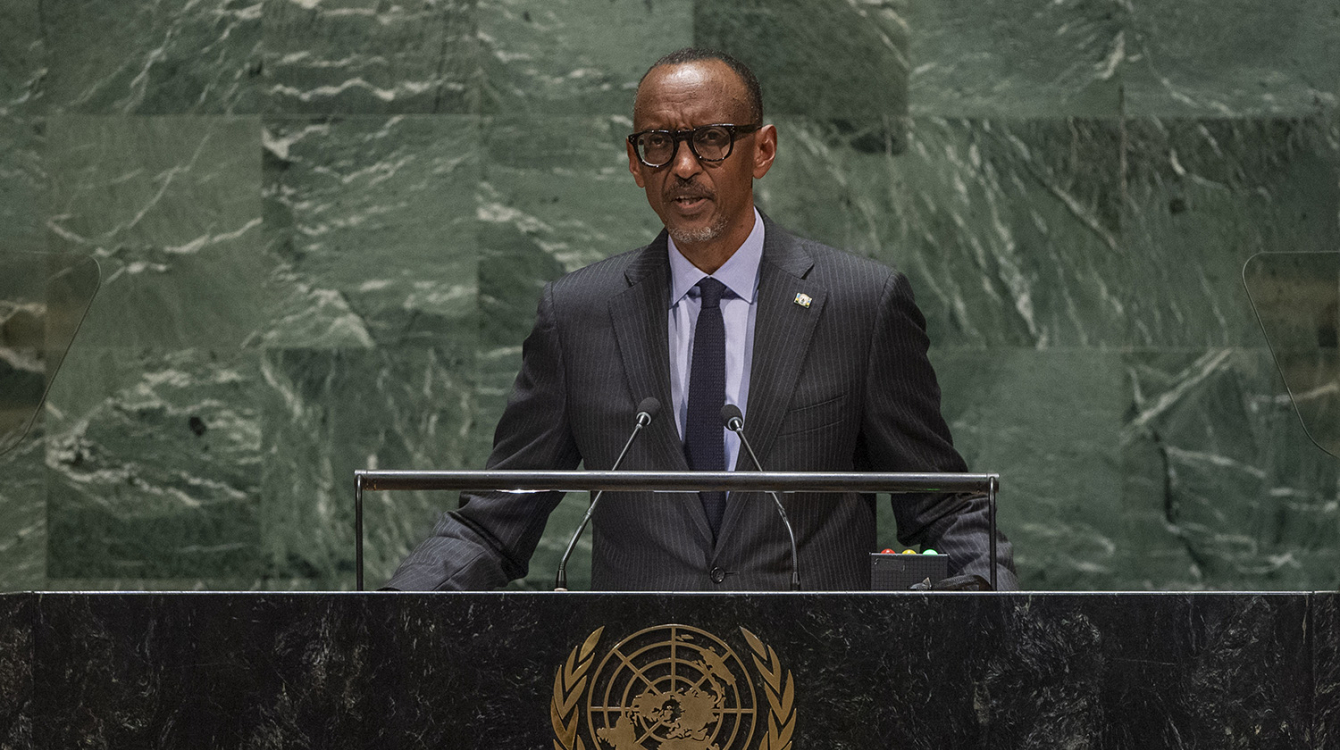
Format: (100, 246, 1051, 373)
(555, 397, 660, 590)
(721, 404, 800, 591)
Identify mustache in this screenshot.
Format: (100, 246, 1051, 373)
(664, 182, 714, 201)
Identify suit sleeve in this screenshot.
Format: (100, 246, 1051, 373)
(384, 283, 582, 590)
(860, 271, 1019, 590)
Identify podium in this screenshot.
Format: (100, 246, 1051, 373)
(1, 591, 1335, 748)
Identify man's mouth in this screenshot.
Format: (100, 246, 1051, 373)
(670, 193, 711, 210)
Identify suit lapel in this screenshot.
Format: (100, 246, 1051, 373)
(608, 234, 712, 544)
(717, 219, 824, 547)
(609, 235, 685, 470)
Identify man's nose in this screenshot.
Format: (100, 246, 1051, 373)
(669, 138, 702, 179)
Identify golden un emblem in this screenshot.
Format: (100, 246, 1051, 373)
(551, 624, 796, 750)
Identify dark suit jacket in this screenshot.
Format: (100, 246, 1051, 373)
(388, 217, 1018, 591)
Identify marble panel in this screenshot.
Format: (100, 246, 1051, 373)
(479, 0, 692, 115)
(694, 0, 909, 120)
(32, 594, 274, 747)
(0, 0, 44, 117)
(760, 116, 1126, 348)
(1316, 592, 1339, 747)
(235, 594, 374, 745)
(42, 0, 261, 115)
(909, 0, 1127, 117)
(1122, 116, 1340, 348)
(1123, 0, 1340, 116)
(481, 115, 662, 284)
(258, 346, 478, 587)
(263, 0, 480, 115)
(0, 594, 33, 748)
(44, 347, 264, 580)
(1121, 349, 1340, 590)
(0, 118, 45, 255)
(926, 349, 1125, 591)
(981, 594, 1310, 746)
(259, 115, 479, 350)
(45, 115, 274, 349)
(0, 423, 45, 592)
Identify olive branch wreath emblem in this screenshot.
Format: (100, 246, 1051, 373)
(552, 626, 604, 750)
(550, 625, 796, 750)
(740, 626, 796, 750)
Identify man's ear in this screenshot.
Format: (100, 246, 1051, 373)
(627, 140, 646, 188)
(752, 124, 777, 179)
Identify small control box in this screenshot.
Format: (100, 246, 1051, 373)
(870, 550, 948, 591)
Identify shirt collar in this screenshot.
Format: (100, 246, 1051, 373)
(667, 208, 764, 307)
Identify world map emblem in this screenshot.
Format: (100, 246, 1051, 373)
(551, 624, 796, 750)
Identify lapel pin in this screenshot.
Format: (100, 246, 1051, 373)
(793, 292, 812, 309)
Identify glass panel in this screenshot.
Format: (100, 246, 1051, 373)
(0, 251, 101, 457)
(1243, 252, 1340, 459)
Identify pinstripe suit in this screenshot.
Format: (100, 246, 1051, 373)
(388, 217, 1018, 591)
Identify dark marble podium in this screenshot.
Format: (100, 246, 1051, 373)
(1, 592, 1336, 749)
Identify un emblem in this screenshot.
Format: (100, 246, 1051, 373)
(552, 624, 796, 750)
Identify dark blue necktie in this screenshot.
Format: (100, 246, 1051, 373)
(685, 278, 728, 537)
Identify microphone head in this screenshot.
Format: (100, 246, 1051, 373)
(635, 396, 661, 425)
(720, 403, 743, 428)
(636, 397, 661, 422)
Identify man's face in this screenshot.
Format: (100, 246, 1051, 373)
(628, 60, 776, 254)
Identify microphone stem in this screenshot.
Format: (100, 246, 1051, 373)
(733, 421, 801, 591)
(555, 418, 646, 590)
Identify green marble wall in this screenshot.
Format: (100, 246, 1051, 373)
(1, 0, 1337, 592)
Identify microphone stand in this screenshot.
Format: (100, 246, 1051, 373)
(723, 405, 801, 591)
(555, 399, 659, 590)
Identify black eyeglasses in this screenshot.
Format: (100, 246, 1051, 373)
(627, 123, 762, 168)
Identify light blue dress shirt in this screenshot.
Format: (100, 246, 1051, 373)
(667, 208, 764, 473)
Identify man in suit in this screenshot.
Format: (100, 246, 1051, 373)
(387, 48, 1017, 591)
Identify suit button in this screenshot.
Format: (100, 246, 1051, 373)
(710, 566, 726, 584)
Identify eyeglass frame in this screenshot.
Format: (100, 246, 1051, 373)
(626, 123, 763, 168)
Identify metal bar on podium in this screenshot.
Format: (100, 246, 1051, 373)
(353, 470, 1000, 592)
